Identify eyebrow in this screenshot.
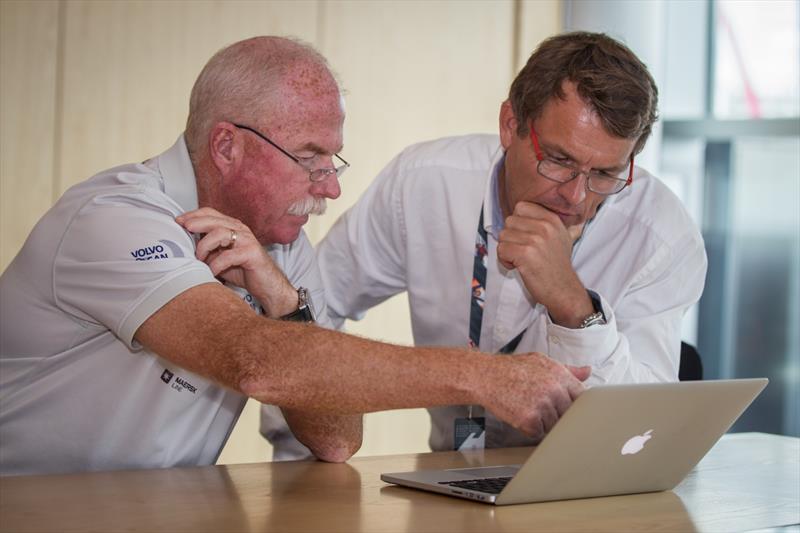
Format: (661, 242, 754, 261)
(295, 141, 344, 155)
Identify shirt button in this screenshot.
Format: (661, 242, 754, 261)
(496, 326, 508, 337)
(549, 335, 561, 345)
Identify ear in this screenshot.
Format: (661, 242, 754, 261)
(208, 122, 242, 177)
(498, 100, 520, 150)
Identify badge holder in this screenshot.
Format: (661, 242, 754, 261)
(454, 405, 485, 451)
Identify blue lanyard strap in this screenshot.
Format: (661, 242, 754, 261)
(468, 204, 525, 354)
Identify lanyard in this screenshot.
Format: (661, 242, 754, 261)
(468, 203, 525, 354)
(459, 203, 526, 436)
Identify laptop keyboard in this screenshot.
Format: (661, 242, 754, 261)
(439, 476, 513, 494)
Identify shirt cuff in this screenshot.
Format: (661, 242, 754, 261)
(543, 291, 619, 367)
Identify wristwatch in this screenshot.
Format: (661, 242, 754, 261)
(280, 287, 316, 323)
(578, 292, 606, 329)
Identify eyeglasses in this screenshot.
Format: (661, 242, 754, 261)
(233, 123, 350, 182)
(529, 126, 633, 195)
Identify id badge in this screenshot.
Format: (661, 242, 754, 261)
(454, 417, 486, 451)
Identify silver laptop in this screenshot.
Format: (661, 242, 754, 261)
(381, 378, 768, 505)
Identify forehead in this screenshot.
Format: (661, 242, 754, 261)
(534, 83, 635, 165)
(262, 62, 345, 149)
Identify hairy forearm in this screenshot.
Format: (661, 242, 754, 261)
(136, 283, 587, 441)
(136, 284, 486, 414)
(237, 318, 486, 414)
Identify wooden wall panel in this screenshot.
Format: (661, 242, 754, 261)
(517, 0, 563, 72)
(57, 0, 317, 193)
(310, 0, 516, 239)
(0, 0, 59, 270)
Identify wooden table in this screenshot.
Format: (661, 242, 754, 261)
(1, 432, 797, 532)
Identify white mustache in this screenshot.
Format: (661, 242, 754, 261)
(287, 196, 327, 216)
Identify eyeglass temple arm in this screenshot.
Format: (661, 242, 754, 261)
(232, 123, 300, 164)
(626, 156, 634, 185)
(529, 127, 544, 162)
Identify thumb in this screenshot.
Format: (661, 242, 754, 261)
(567, 222, 586, 243)
(499, 258, 515, 270)
(496, 243, 515, 270)
(567, 364, 591, 381)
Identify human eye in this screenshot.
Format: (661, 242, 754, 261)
(590, 170, 622, 182)
(295, 154, 318, 168)
(544, 153, 569, 167)
(547, 154, 572, 166)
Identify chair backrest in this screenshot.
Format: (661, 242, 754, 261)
(679, 342, 703, 381)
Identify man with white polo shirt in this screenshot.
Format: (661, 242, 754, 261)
(0, 36, 589, 475)
(316, 32, 708, 451)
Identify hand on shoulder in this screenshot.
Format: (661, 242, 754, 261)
(176, 207, 298, 317)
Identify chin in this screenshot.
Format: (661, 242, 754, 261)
(563, 216, 586, 228)
(261, 226, 303, 246)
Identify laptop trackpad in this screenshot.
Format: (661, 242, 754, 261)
(446, 466, 521, 478)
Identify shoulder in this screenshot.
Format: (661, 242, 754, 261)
(599, 168, 701, 246)
(19, 160, 183, 263)
(37, 160, 196, 270)
(376, 134, 499, 202)
(392, 133, 501, 173)
(61, 161, 181, 218)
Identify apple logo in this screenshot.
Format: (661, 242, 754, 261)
(621, 429, 654, 455)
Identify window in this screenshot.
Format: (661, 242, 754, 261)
(662, 0, 799, 436)
(713, 0, 799, 119)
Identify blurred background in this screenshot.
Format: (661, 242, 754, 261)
(1, 0, 798, 465)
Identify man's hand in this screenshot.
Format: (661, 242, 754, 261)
(496, 201, 593, 328)
(176, 207, 298, 318)
(477, 353, 590, 441)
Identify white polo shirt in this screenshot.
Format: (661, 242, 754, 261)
(0, 135, 323, 475)
(317, 134, 708, 451)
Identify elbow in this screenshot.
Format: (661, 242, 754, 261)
(309, 435, 363, 463)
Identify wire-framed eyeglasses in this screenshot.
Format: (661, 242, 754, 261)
(233, 123, 350, 183)
(529, 126, 633, 196)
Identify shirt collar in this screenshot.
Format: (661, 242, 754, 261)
(483, 146, 507, 239)
(148, 134, 200, 213)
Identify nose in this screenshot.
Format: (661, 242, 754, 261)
(557, 171, 587, 205)
(311, 171, 341, 200)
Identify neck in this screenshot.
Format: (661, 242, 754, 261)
(189, 148, 219, 210)
(497, 162, 512, 219)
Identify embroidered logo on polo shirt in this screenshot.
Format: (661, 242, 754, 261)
(130, 239, 185, 261)
(172, 376, 198, 394)
(160, 368, 198, 394)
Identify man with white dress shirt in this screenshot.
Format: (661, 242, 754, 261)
(314, 31, 707, 451)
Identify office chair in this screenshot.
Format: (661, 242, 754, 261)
(679, 342, 703, 381)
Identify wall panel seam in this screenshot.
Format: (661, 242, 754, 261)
(52, 0, 66, 204)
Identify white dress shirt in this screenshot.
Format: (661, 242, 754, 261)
(317, 134, 707, 450)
